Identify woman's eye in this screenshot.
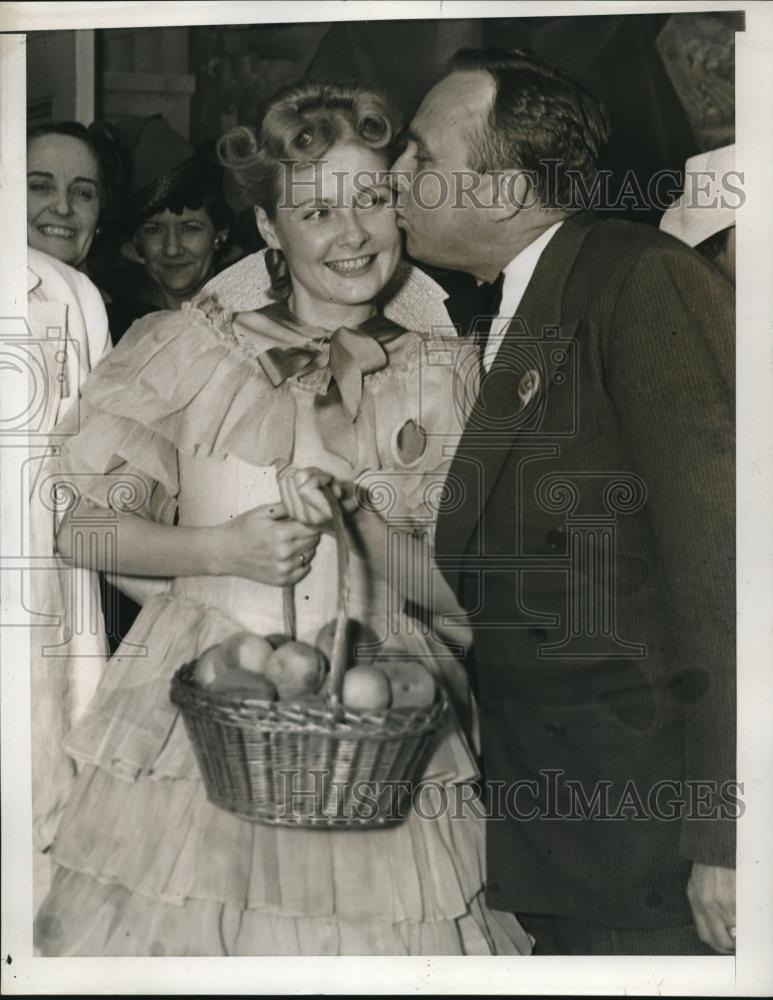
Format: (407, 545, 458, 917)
(74, 187, 95, 201)
(182, 224, 203, 234)
(359, 190, 384, 209)
(28, 181, 51, 193)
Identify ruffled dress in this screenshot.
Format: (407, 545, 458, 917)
(34, 293, 531, 956)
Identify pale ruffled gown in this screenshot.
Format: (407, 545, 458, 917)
(34, 275, 532, 956)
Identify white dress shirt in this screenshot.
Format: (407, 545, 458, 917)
(482, 220, 565, 373)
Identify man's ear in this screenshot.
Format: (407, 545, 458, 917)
(255, 207, 280, 250)
(492, 170, 535, 220)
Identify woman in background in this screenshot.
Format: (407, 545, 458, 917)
(97, 117, 234, 648)
(27, 121, 120, 275)
(105, 115, 232, 339)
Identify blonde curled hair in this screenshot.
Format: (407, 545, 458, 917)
(218, 81, 402, 300)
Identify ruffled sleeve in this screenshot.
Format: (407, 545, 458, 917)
(58, 301, 292, 521)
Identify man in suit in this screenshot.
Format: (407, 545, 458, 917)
(391, 48, 736, 955)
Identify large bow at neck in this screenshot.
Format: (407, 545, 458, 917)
(253, 303, 405, 464)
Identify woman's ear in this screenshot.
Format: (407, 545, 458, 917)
(255, 206, 280, 250)
(213, 227, 230, 250)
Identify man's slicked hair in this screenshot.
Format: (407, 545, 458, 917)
(448, 47, 611, 208)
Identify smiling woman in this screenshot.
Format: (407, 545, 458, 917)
(254, 141, 400, 329)
(133, 205, 223, 307)
(26, 122, 116, 271)
(109, 116, 231, 318)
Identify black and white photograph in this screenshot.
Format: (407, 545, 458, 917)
(1, 1, 771, 994)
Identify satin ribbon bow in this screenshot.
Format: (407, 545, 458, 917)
(257, 311, 404, 463)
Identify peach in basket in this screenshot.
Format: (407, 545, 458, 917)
(341, 664, 392, 711)
(374, 658, 437, 708)
(263, 641, 327, 699)
(192, 641, 278, 700)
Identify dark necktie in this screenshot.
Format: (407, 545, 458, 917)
(444, 271, 504, 356)
(471, 272, 505, 359)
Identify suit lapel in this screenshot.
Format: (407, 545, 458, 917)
(437, 211, 600, 594)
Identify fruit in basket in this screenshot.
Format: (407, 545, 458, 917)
(208, 667, 277, 701)
(192, 644, 230, 688)
(342, 665, 392, 711)
(265, 633, 292, 650)
(376, 658, 437, 708)
(315, 618, 380, 665)
(221, 631, 273, 673)
(264, 640, 326, 699)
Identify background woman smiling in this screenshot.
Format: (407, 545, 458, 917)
(26, 122, 118, 273)
(107, 115, 231, 329)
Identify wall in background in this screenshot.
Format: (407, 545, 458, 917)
(97, 27, 195, 137)
(27, 30, 95, 125)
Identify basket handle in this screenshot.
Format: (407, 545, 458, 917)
(280, 484, 350, 710)
(321, 483, 350, 710)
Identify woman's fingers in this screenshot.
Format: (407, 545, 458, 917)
(278, 466, 338, 526)
(277, 519, 320, 545)
(294, 469, 336, 522)
(276, 543, 318, 585)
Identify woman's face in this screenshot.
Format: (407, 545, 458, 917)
(27, 133, 101, 269)
(257, 141, 401, 328)
(134, 207, 223, 306)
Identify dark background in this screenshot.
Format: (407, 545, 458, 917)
(185, 11, 740, 224)
(28, 11, 741, 231)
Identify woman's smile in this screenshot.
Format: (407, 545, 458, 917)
(325, 254, 376, 275)
(35, 223, 80, 240)
(257, 140, 401, 329)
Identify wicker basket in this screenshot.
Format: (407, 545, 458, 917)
(170, 486, 449, 829)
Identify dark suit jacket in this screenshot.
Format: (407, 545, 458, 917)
(434, 211, 736, 928)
